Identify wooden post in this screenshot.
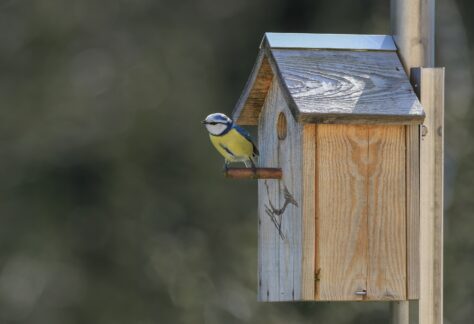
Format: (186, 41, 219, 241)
(391, 302, 410, 323)
(413, 67, 445, 324)
(390, 0, 435, 69)
(391, 1, 443, 324)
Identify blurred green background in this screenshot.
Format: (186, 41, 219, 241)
(0, 0, 472, 323)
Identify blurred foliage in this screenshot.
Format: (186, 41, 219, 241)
(0, 0, 472, 323)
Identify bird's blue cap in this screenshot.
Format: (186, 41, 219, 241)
(202, 113, 232, 124)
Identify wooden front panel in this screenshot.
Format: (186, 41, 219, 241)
(366, 126, 406, 300)
(316, 125, 406, 301)
(317, 125, 369, 300)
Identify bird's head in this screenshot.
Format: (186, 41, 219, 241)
(201, 113, 233, 136)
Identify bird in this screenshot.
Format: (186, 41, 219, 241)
(201, 113, 259, 171)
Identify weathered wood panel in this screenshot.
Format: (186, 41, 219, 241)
(366, 126, 406, 300)
(317, 125, 368, 301)
(406, 124, 420, 300)
(233, 50, 273, 125)
(258, 78, 280, 301)
(258, 78, 303, 301)
(268, 49, 424, 124)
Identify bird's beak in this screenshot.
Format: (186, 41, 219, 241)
(201, 120, 207, 124)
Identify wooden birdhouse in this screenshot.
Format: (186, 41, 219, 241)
(231, 33, 424, 301)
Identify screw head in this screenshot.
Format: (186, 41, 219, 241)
(422, 125, 428, 137)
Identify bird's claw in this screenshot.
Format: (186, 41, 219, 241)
(249, 159, 258, 178)
(223, 162, 229, 173)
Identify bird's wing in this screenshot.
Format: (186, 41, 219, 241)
(234, 125, 259, 157)
(218, 143, 235, 157)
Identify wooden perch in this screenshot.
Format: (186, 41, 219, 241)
(224, 168, 282, 179)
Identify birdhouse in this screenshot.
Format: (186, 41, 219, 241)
(231, 33, 424, 301)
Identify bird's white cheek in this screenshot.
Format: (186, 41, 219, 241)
(205, 124, 216, 134)
(206, 124, 227, 135)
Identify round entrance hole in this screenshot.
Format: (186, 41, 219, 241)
(277, 112, 287, 140)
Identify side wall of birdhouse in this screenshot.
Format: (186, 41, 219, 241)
(257, 79, 316, 301)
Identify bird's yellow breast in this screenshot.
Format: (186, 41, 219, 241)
(209, 128, 254, 161)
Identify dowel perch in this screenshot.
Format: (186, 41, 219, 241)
(224, 168, 282, 179)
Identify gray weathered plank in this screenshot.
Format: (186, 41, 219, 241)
(268, 49, 424, 125)
(258, 78, 303, 301)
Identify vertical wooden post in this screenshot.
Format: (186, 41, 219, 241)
(413, 67, 445, 324)
(391, 301, 410, 323)
(390, 0, 435, 69)
(391, 1, 443, 324)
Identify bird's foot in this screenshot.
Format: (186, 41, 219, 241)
(249, 160, 257, 178)
(251, 166, 258, 179)
(223, 162, 229, 173)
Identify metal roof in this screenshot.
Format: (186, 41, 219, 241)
(262, 33, 397, 51)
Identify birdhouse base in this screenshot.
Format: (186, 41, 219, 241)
(224, 168, 282, 179)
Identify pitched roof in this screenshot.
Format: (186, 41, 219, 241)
(232, 33, 424, 125)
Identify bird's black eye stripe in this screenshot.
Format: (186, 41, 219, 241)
(209, 122, 217, 125)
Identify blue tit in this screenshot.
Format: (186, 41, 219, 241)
(202, 113, 259, 169)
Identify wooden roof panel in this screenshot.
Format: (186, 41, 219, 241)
(271, 49, 424, 124)
(232, 33, 424, 125)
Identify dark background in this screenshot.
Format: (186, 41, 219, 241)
(0, 0, 473, 323)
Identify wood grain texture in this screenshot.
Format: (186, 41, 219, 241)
(268, 49, 424, 124)
(317, 125, 368, 301)
(413, 68, 444, 324)
(233, 50, 273, 125)
(232, 44, 425, 127)
(301, 124, 316, 300)
(406, 125, 420, 300)
(316, 125, 407, 301)
(257, 78, 303, 301)
(258, 78, 280, 301)
(366, 126, 406, 301)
